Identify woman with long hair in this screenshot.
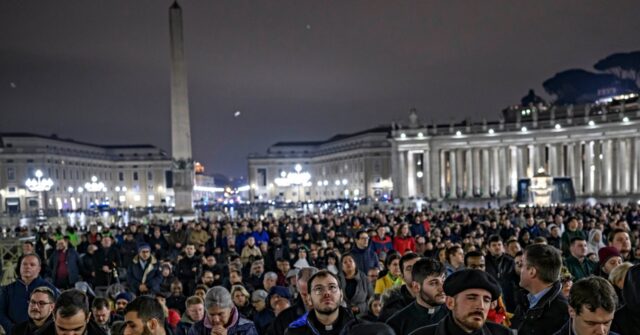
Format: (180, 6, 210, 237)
(339, 252, 374, 317)
(393, 223, 416, 254)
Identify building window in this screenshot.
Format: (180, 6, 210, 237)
(119, 172, 124, 181)
(133, 172, 139, 181)
(147, 171, 153, 181)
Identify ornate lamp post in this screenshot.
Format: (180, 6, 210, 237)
(25, 169, 54, 221)
(274, 164, 312, 202)
(85, 176, 105, 207)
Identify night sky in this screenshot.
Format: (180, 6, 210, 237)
(1, 1, 639, 178)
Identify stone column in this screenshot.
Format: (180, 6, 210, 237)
(557, 144, 565, 176)
(398, 150, 407, 198)
(632, 138, 640, 194)
(465, 149, 473, 197)
(492, 147, 501, 196)
(603, 140, 613, 195)
(440, 150, 447, 198)
(482, 149, 490, 197)
(422, 149, 431, 198)
(430, 148, 441, 199)
(517, 146, 525, 178)
(510, 146, 519, 194)
(407, 151, 416, 197)
(548, 144, 557, 176)
(617, 139, 629, 194)
(573, 143, 583, 195)
(499, 147, 508, 196)
(528, 144, 536, 177)
(566, 143, 578, 195)
(457, 150, 465, 198)
(473, 149, 481, 196)
(450, 150, 458, 199)
(584, 141, 594, 195)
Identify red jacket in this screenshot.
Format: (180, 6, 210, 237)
(393, 236, 416, 254)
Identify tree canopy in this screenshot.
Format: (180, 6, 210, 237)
(542, 69, 637, 105)
(594, 51, 640, 86)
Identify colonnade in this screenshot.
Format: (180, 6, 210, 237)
(394, 137, 640, 199)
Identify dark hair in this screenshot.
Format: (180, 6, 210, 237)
(464, 250, 484, 266)
(488, 235, 502, 244)
(411, 258, 445, 284)
(21, 253, 42, 267)
(569, 276, 617, 315)
(524, 244, 562, 284)
(194, 284, 209, 292)
(570, 236, 586, 245)
(92, 297, 110, 310)
(356, 230, 368, 240)
(55, 289, 90, 319)
(384, 253, 401, 270)
(608, 229, 629, 243)
(124, 296, 166, 323)
(307, 270, 340, 294)
(399, 252, 420, 273)
(446, 246, 462, 263)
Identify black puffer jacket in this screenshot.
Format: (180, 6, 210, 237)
(378, 284, 413, 322)
(611, 264, 640, 335)
(510, 281, 569, 335)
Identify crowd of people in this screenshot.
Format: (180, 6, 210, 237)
(0, 202, 639, 335)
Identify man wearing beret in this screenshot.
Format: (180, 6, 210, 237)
(128, 243, 162, 295)
(510, 244, 569, 335)
(409, 269, 512, 335)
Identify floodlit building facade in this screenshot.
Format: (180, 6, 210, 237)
(249, 95, 640, 202)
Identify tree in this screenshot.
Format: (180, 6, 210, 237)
(542, 69, 637, 104)
(594, 51, 640, 87)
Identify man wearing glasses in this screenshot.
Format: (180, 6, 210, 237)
(12, 286, 56, 335)
(286, 270, 356, 335)
(351, 230, 379, 275)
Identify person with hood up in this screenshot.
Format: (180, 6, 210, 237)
(611, 263, 640, 334)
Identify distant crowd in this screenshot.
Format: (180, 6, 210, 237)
(1, 202, 639, 335)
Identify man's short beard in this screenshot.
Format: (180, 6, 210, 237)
(420, 290, 444, 307)
(315, 305, 339, 315)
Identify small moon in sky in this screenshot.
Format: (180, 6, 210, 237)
(234, 110, 241, 117)
(10, 82, 16, 88)
(306, 24, 311, 30)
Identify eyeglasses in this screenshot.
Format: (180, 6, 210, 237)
(29, 300, 52, 308)
(312, 284, 339, 296)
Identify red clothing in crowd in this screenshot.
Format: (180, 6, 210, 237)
(393, 236, 416, 254)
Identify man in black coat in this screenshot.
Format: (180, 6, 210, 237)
(611, 264, 640, 334)
(387, 259, 448, 335)
(378, 252, 420, 322)
(284, 270, 356, 335)
(510, 244, 569, 335)
(409, 269, 512, 335)
(266, 267, 317, 335)
(94, 235, 122, 287)
(553, 276, 619, 335)
(175, 243, 201, 295)
(485, 235, 516, 311)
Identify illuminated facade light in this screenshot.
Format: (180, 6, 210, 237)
(521, 126, 527, 132)
(555, 124, 562, 129)
(588, 120, 595, 126)
(400, 133, 406, 139)
(623, 116, 630, 123)
(455, 131, 462, 136)
(416, 171, 424, 178)
(488, 129, 494, 134)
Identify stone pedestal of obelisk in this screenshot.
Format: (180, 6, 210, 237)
(169, 1, 194, 215)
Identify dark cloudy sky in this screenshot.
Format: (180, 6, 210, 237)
(1, 1, 639, 178)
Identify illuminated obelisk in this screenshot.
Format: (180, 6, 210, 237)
(169, 1, 194, 215)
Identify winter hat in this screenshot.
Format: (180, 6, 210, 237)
(598, 246, 622, 268)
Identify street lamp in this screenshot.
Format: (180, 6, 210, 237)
(25, 169, 54, 221)
(85, 176, 105, 207)
(274, 164, 312, 202)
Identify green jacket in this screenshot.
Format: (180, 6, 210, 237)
(564, 255, 596, 280)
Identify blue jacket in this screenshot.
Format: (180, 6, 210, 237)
(127, 255, 162, 295)
(252, 231, 270, 246)
(350, 245, 379, 274)
(285, 307, 356, 335)
(48, 247, 82, 284)
(0, 277, 59, 334)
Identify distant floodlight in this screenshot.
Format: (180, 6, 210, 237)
(488, 129, 494, 134)
(521, 126, 527, 132)
(555, 124, 562, 130)
(588, 120, 595, 126)
(400, 133, 406, 139)
(455, 130, 462, 136)
(623, 116, 630, 123)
